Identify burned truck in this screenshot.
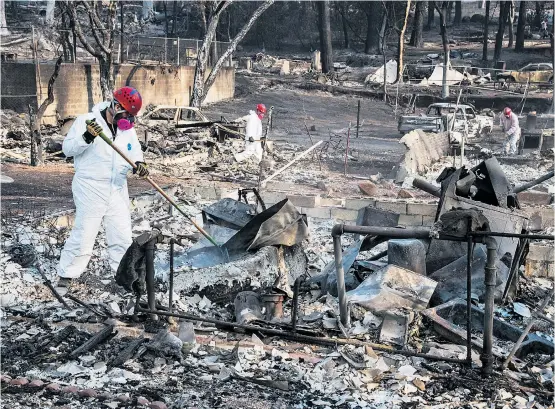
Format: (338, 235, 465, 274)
(398, 103, 494, 142)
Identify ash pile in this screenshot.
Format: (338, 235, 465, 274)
(1, 160, 554, 408)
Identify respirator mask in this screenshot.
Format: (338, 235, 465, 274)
(111, 100, 135, 131)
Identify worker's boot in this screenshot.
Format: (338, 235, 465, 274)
(55, 277, 72, 296)
(57, 277, 72, 288)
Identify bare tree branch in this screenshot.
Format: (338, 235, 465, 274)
(65, 1, 102, 58)
(203, 0, 274, 100)
(84, 2, 110, 55)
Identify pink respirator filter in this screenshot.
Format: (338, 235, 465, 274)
(117, 118, 134, 131)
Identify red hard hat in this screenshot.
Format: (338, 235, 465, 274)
(256, 104, 267, 114)
(504, 107, 512, 117)
(113, 86, 142, 116)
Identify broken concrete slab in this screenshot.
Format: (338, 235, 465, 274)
(397, 130, 451, 178)
(347, 265, 438, 315)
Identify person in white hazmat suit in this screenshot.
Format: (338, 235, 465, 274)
(500, 107, 521, 155)
(57, 86, 149, 287)
(234, 103, 267, 163)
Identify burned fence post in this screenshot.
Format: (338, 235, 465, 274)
(169, 238, 175, 313)
(356, 99, 361, 138)
(145, 237, 158, 320)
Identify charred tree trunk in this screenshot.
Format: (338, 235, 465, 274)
(397, 0, 412, 83)
(410, 0, 424, 47)
(494, 1, 510, 62)
(426, 1, 435, 30)
(98, 57, 113, 100)
(164, 1, 169, 36)
(172, 1, 177, 36)
(454, 1, 462, 25)
(436, 2, 450, 98)
(30, 55, 63, 167)
(447, 1, 453, 23)
(482, 0, 490, 60)
(365, 2, 382, 54)
(507, 1, 514, 48)
(534, 1, 543, 29)
(515, 1, 526, 51)
(340, 3, 349, 49)
(119, 1, 124, 63)
(317, 0, 333, 73)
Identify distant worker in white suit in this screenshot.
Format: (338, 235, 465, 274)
(500, 107, 521, 156)
(235, 103, 267, 163)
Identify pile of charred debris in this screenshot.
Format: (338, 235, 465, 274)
(1, 158, 554, 408)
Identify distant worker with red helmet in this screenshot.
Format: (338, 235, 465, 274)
(235, 103, 267, 163)
(57, 86, 148, 287)
(500, 107, 521, 155)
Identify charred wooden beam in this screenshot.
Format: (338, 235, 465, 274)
(69, 324, 115, 359)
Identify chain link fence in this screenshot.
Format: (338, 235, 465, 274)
(120, 36, 231, 66)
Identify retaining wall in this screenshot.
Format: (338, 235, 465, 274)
(1, 62, 235, 124)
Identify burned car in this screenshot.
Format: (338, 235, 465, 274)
(497, 63, 553, 84)
(138, 106, 213, 129)
(398, 103, 493, 140)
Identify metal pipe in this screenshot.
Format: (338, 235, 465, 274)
(333, 234, 350, 328)
(333, 224, 432, 239)
(513, 170, 554, 194)
(332, 224, 435, 327)
(502, 288, 554, 369)
(136, 307, 467, 364)
(481, 237, 497, 376)
(145, 238, 157, 320)
(470, 232, 554, 240)
(412, 178, 441, 197)
(169, 238, 175, 313)
(466, 224, 474, 366)
(291, 276, 305, 333)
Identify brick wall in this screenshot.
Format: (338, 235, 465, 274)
(1, 62, 235, 124)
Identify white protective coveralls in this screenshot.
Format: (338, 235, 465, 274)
(500, 112, 521, 155)
(58, 101, 144, 279)
(234, 110, 263, 163)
